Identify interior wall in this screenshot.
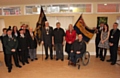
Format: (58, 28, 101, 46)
(0, 14, 120, 55)
(0, 19, 5, 51)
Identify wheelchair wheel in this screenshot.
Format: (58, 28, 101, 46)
(82, 51, 90, 66)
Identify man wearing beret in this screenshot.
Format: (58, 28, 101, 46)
(3, 27, 22, 73)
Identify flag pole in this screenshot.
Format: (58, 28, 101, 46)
(36, 6, 47, 60)
(41, 6, 44, 61)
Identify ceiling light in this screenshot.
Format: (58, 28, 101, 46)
(104, 3, 107, 6)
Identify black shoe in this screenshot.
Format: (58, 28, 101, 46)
(45, 57, 48, 60)
(22, 62, 25, 65)
(31, 59, 34, 61)
(16, 65, 22, 68)
(100, 58, 104, 61)
(111, 63, 116, 65)
(28, 56, 30, 58)
(50, 57, 53, 60)
(35, 58, 38, 60)
(8, 68, 11, 73)
(56, 58, 58, 61)
(106, 59, 112, 62)
(96, 56, 99, 58)
(26, 61, 29, 64)
(61, 59, 64, 61)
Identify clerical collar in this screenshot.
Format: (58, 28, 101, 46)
(20, 34, 25, 38)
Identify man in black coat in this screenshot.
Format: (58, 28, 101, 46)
(53, 22, 65, 61)
(95, 22, 104, 58)
(70, 34, 86, 66)
(41, 21, 53, 60)
(18, 29, 29, 65)
(3, 28, 22, 73)
(107, 22, 120, 65)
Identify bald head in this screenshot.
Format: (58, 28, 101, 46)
(78, 34, 83, 41)
(45, 21, 49, 27)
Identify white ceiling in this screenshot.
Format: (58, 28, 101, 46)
(0, 0, 120, 6)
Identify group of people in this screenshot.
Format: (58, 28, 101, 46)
(0, 20, 119, 73)
(0, 24, 38, 73)
(95, 22, 120, 65)
(41, 21, 86, 66)
(0, 21, 83, 73)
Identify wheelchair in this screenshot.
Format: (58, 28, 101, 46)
(68, 51, 90, 69)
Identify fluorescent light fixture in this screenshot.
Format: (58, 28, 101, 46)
(70, 7, 74, 10)
(104, 3, 107, 6)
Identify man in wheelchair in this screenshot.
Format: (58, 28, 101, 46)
(69, 34, 86, 66)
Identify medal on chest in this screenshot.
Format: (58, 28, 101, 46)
(46, 31, 49, 35)
(46, 29, 49, 35)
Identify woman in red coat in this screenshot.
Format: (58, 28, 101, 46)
(65, 24, 76, 60)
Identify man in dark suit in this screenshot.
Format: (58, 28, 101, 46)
(107, 22, 120, 65)
(53, 22, 65, 61)
(0, 28, 8, 66)
(70, 34, 86, 66)
(95, 22, 104, 58)
(41, 21, 53, 60)
(3, 27, 21, 73)
(18, 29, 29, 65)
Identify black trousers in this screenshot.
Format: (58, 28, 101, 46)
(99, 48, 107, 60)
(44, 43, 53, 58)
(65, 43, 72, 59)
(70, 52, 83, 64)
(110, 46, 118, 64)
(3, 52, 8, 67)
(11, 52, 20, 66)
(3, 47, 8, 67)
(55, 44, 64, 59)
(95, 39, 101, 57)
(16, 49, 21, 62)
(19, 49, 29, 64)
(6, 54, 12, 70)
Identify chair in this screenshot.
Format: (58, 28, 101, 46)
(68, 51, 90, 69)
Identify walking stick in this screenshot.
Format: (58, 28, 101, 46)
(42, 44, 43, 61)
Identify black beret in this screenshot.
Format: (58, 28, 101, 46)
(7, 26, 12, 32)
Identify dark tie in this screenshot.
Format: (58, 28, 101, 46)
(112, 30, 116, 35)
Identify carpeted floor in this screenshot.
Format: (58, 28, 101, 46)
(0, 52, 120, 78)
